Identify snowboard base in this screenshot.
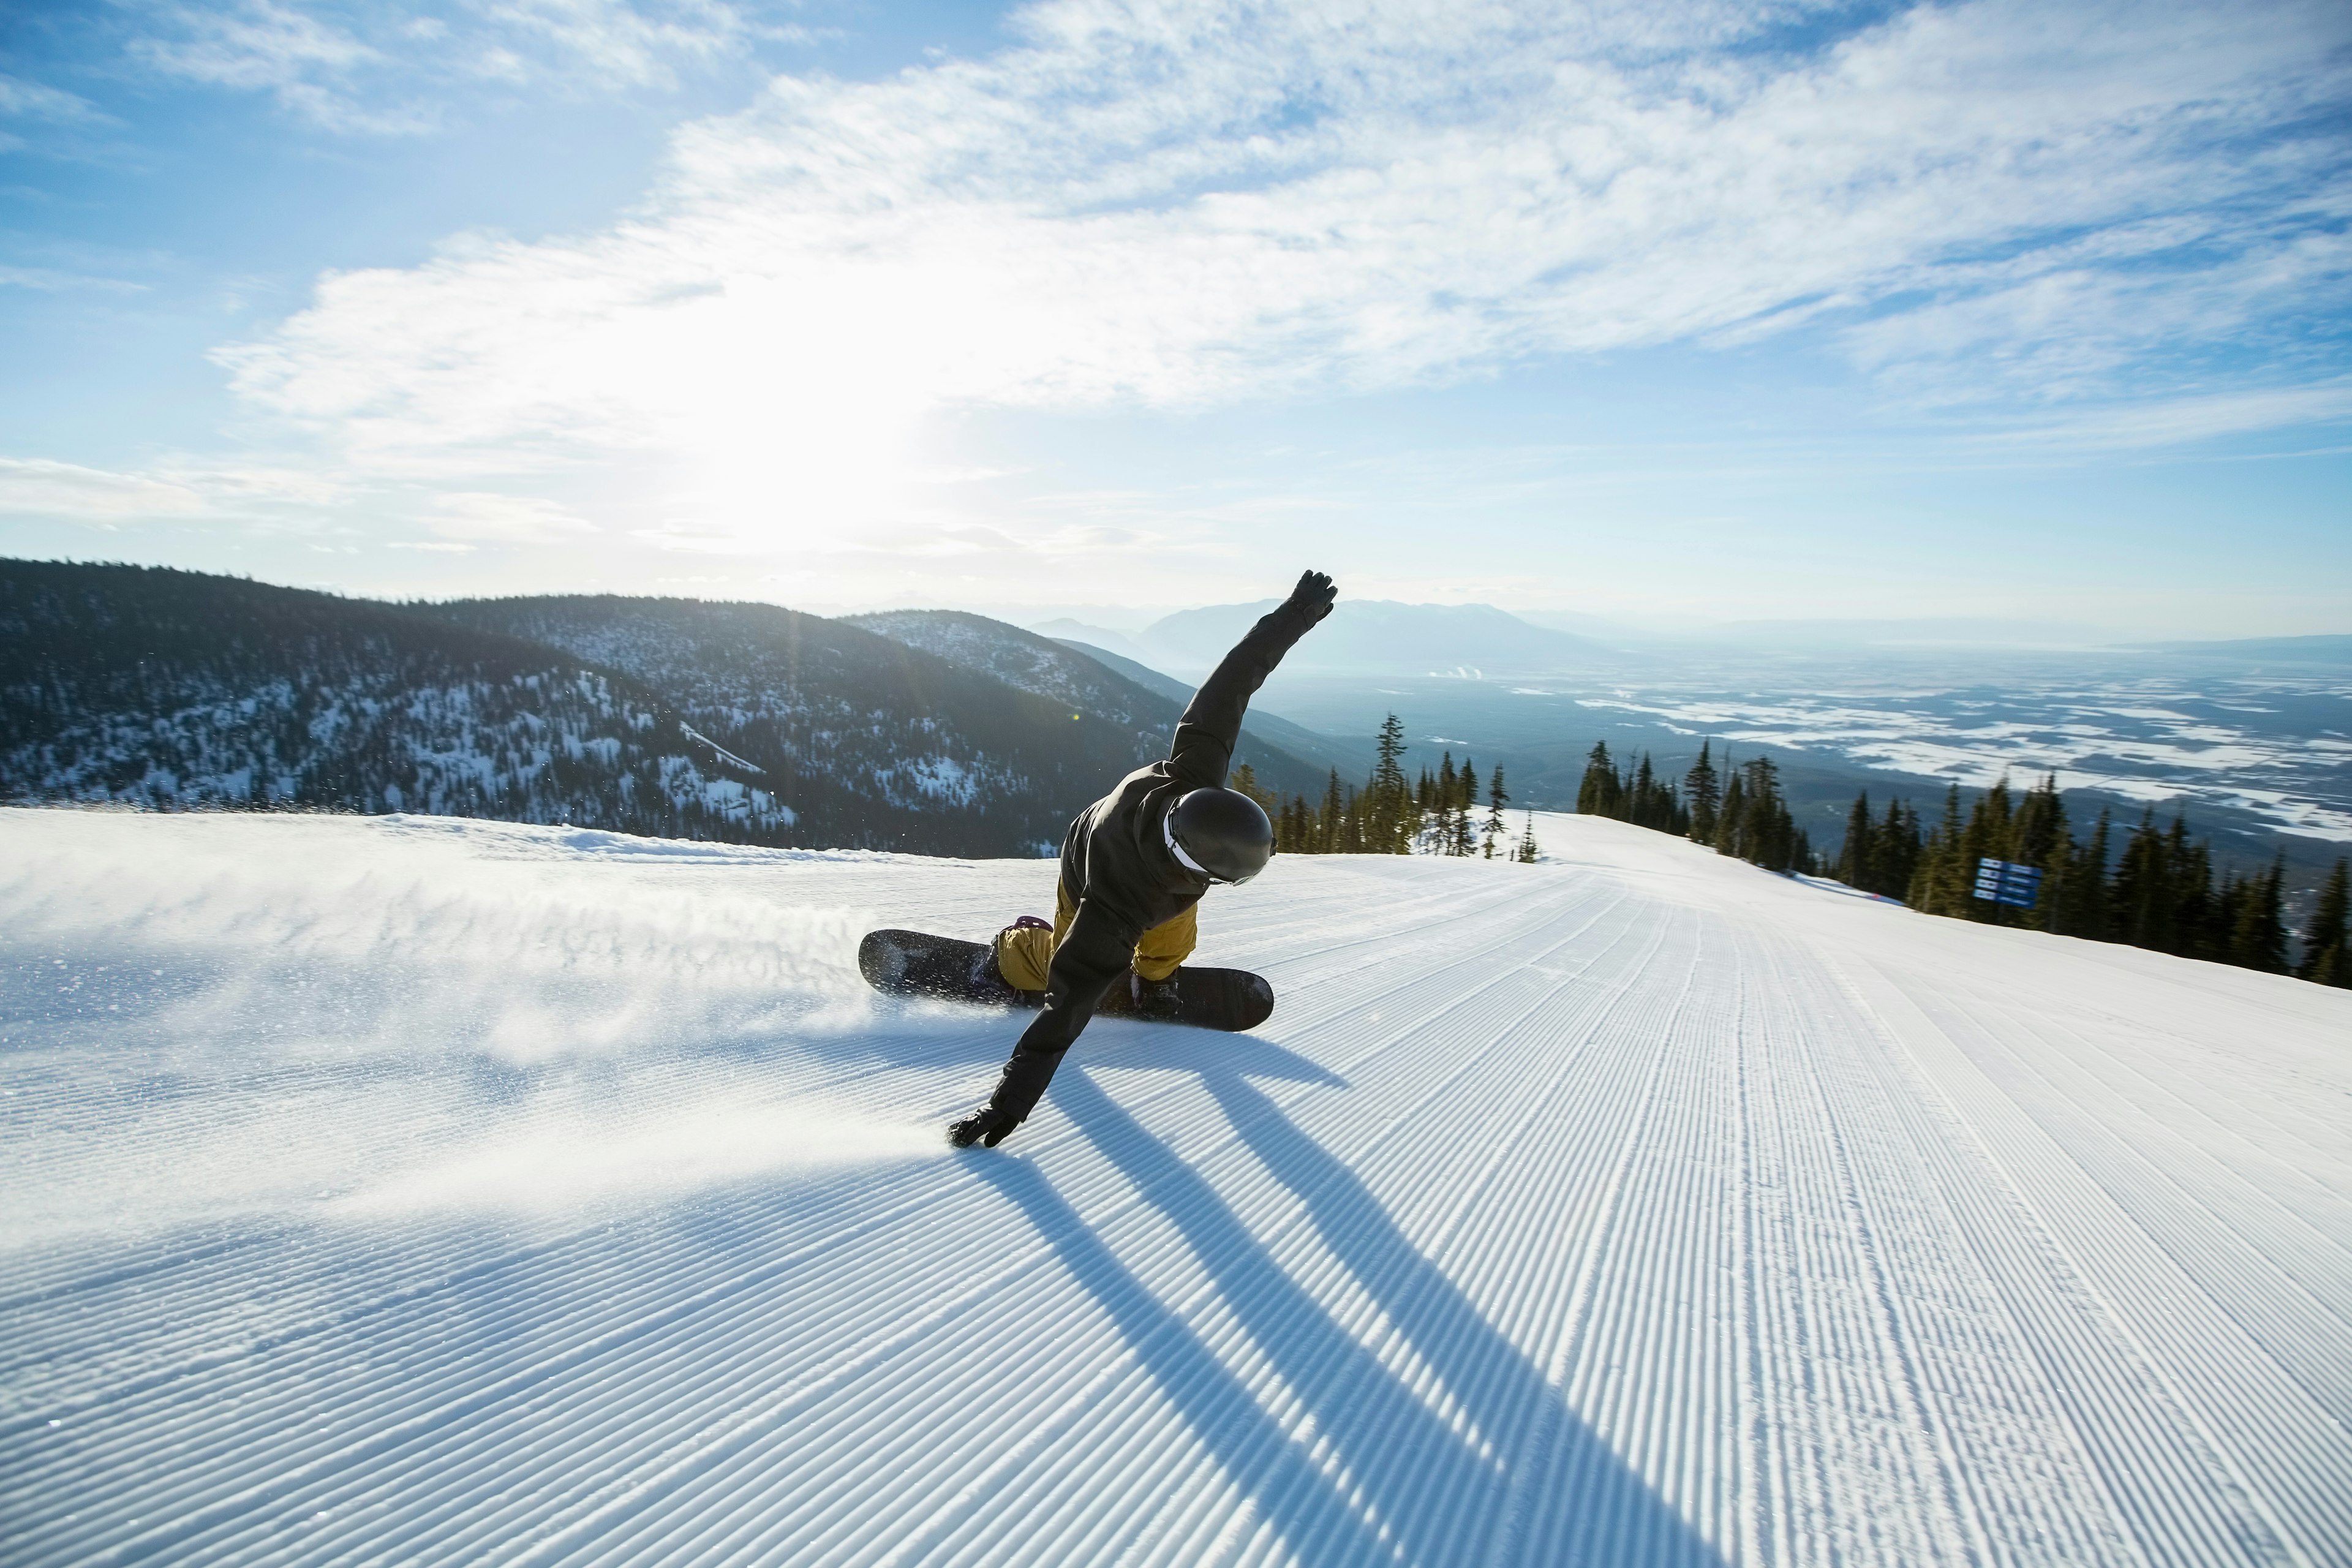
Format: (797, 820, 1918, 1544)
(858, 929, 1274, 1033)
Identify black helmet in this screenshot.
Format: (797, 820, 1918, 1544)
(1166, 787, 1274, 884)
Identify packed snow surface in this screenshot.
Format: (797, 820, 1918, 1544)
(4, 807, 2350, 1566)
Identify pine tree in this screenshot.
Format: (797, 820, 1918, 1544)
(1951, 774, 2013, 923)
(2075, 807, 2113, 939)
(1839, 790, 1874, 888)
(2227, 854, 2289, 973)
(2299, 858, 2350, 985)
(1577, 741, 1620, 816)
(2043, 805, 2110, 938)
(1483, 766, 1509, 859)
(1684, 741, 1721, 845)
(1452, 760, 1480, 856)
(1909, 784, 1965, 914)
(1368, 714, 1411, 854)
(1230, 762, 1276, 821)
(1517, 810, 1540, 862)
(2013, 774, 2068, 876)
(1716, 755, 1795, 872)
(2165, 815, 2216, 959)
(1846, 796, 1924, 900)
(2111, 810, 2171, 950)
(1430, 753, 1463, 855)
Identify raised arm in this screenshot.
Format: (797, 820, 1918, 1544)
(1169, 570, 1336, 790)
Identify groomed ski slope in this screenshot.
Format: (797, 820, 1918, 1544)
(4, 807, 2350, 1567)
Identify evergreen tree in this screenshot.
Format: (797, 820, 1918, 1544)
(1883, 798, 1923, 899)
(1367, 714, 1411, 854)
(1910, 783, 1967, 915)
(1577, 741, 1621, 816)
(1716, 773, 1746, 858)
(2166, 815, 2217, 960)
(1837, 790, 1874, 888)
(1483, 766, 1509, 859)
(2043, 805, 2111, 938)
(1684, 741, 1721, 845)
(2299, 858, 2350, 986)
(2076, 807, 2113, 938)
(1952, 774, 2013, 923)
(1452, 760, 1480, 856)
(2013, 774, 2068, 874)
(1516, 810, 1540, 862)
(2111, 810, 2173, 950)
(1229, 762, 1276, 824)
(2226, 854, 2289, 973)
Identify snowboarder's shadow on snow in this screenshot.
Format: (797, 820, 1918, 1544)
(970, 1065, 1726, 1567)
(1073, 1019, 1346, 1086)
(835, 999, 1347, 1087)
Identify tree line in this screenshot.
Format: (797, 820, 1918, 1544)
(1578, 739, 1816, 874)
(1570, 730, 2348, 986)
(1845, 773, 2348, 985)
(1235, 714, 1542, 862)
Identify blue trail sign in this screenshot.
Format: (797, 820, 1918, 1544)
(1973, 857, 2044, 909)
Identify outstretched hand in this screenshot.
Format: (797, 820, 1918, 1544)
(1287, 570, 1337, 625)
(948, 1106, 1019, 1148)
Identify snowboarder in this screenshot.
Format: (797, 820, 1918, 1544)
(947, 570, 1338, 1148)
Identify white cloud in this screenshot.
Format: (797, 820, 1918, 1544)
(0, 456, 344, 526)
(0, 459, 209, 524)
(24, 0, 2278, 590)
(0, 73, 108, 123)
(1960, 382, 2352, 451)
(130, 1, 426, 134)
(0, 266, 146, 293)
(217, 0, 2352, 537)
(124, 0, 776, 130)
(427, 490, 597, 541)
(473, 0, 758, 88)
(135, 1, 379, 89)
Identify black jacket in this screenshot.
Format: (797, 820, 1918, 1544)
(982, 598, 1317, 1126)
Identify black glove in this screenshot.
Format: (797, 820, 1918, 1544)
(1286, 570, 1336, 625)
(947, 1105, 1020, 1148)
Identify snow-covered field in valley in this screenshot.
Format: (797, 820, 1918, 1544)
(4, 805, 2349, 1567)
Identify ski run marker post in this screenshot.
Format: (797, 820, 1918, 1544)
(1973, 856, 2044, 909)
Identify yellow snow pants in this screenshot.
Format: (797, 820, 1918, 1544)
(993, 883, 1196, 990)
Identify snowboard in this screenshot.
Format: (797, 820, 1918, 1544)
(858, 929, 1275, 1033)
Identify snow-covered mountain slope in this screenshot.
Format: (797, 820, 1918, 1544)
(4, 807, 2348, 1566)
(4, 562, 1181, 856)
(845, 608, 1332, 798)
(0, 560, 793, 840)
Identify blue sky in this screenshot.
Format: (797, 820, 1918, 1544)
(2, 0, 2347, 636)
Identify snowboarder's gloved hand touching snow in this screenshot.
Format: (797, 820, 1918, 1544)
(1287, 570, 1336, 625)
(948, 1106, 1019, 1149)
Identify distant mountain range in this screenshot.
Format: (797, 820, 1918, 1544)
(1033, 598, 1605, 675)
(2132, 634, 2352, 665)
(0, 562, 1330, 854)
(840, 609, 1330, 796)
(1037, 635, 1369, 779)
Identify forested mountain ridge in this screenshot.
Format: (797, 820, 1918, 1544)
(0, 560, 785, 842)
(844, 608, 1330, 798)
(423, 595, 1175, 852)
(844, 610, 1175, 737)
(0, 563, 1265, 855)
